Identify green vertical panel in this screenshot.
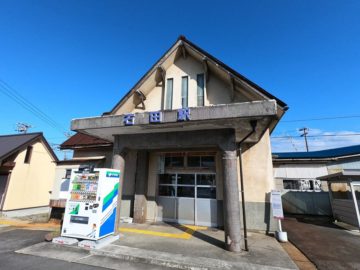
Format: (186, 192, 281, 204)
(197, 74, 204, 106)
(166, 78, 173, 110)
(181, 76, 188, 108)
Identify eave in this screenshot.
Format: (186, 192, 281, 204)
(72, 100, 278, 144)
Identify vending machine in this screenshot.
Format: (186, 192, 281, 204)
(61, 168, 120, 240)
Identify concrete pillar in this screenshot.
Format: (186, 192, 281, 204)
(133, 151, 149, 223)
(112, 148, 126, 235)
(222, 150, 242, 252)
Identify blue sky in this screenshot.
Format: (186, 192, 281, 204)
(0, 0, 359, 158)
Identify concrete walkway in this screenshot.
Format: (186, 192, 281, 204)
(283, 216, 360, 270)
(17, 222, 298, 270)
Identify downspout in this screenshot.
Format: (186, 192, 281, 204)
(237, 120, 257, 251)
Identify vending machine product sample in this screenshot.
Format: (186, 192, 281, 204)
(62, 168, 120, 240)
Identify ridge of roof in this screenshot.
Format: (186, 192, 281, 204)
(0, 132, 43, 138)
(273, 144, 360, 159)
(107, 35, 287, 115)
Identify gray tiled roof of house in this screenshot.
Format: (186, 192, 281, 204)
(0, 132, 42, 161)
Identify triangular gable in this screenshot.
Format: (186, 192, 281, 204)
(107, 35, 287, 115)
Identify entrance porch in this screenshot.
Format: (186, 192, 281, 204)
(71, 101, 280, 252)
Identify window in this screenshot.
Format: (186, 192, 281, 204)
(165, 78, 173, 110)
(159, 174, 176, 185)
(200, 156, 215, 168)
(197, 174, 216, 186)
(196, 174, 216, 199)
(177, 186, 194, 198)
(197, 187, 216, 199)
(65, 169, 72, 179)
(177, 174, 195, 185)
(159, 185, 176, 197)
(283, 179, 322, 191)
(197, 74, 204, 106)
(24, 146, 33, 164)
(158, 173, 216, 199)
(161, 153, 215, 170)
(188, 155, 215, 169)
(158, 174, 176, 197)
(187, 156, 200, 167)
(164, 156, 184, 168)
(181, 76, 188, 108)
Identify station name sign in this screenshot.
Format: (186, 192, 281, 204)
(123, 108, 191, 126)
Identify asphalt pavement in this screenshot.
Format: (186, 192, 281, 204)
(283, 216, 360, 270)
(0, 227, 167, 270)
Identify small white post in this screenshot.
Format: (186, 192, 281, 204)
(278, 219, 282, 232)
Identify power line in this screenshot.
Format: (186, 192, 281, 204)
(0, 79, 64, 130)
(282, 115, 360, 123)
(0, 79, 69, 135)
(0, 84, 59, 130)
(0, 83, 60, 131)
(272, 133, 360, 139)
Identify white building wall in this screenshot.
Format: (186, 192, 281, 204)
(274, 163, 328, 179)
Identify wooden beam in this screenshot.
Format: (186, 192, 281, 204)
(202, 57, 209, 82)
(229, 73, 235, 101)
(179, 41, 187, 59)
(156, 65, 166, 84)
(135, 89, 146, 110)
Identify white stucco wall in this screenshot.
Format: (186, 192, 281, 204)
(3, 141, 56, 211)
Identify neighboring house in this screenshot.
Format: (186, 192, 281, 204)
(0, 133, 58, 217)
(69, 35, 288, 252)
(50, 133, 112, 215)
(273, 145, 360, 216)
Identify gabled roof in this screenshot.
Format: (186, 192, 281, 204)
(0, 132, 58, 162)
(60, 133, 112, 150)
(273, 145, 360, 160)
(107, 35, 287, 115)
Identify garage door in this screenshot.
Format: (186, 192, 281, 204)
(156, 173, 217, 227)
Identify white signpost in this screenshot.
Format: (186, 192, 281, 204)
(271, 190, 287, 242)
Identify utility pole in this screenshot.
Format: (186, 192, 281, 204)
(299, 127, 309, 152)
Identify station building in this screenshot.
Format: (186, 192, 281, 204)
(71, 36, 287, 251)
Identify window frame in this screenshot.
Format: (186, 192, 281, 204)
(165, 78, 173, 110)
(181, 76, 189, 108)
(187, 155, 215, 169)
(197, 73, 205, 106)
(158, 173, 216, 199)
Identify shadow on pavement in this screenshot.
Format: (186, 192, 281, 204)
(286, 214, 343, 229)
(164, 222, 225, 249)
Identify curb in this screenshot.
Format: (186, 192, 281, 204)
(91, 244, 295, 270)
(91, 246, 229, 270)
(17, 241, 298, 270)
